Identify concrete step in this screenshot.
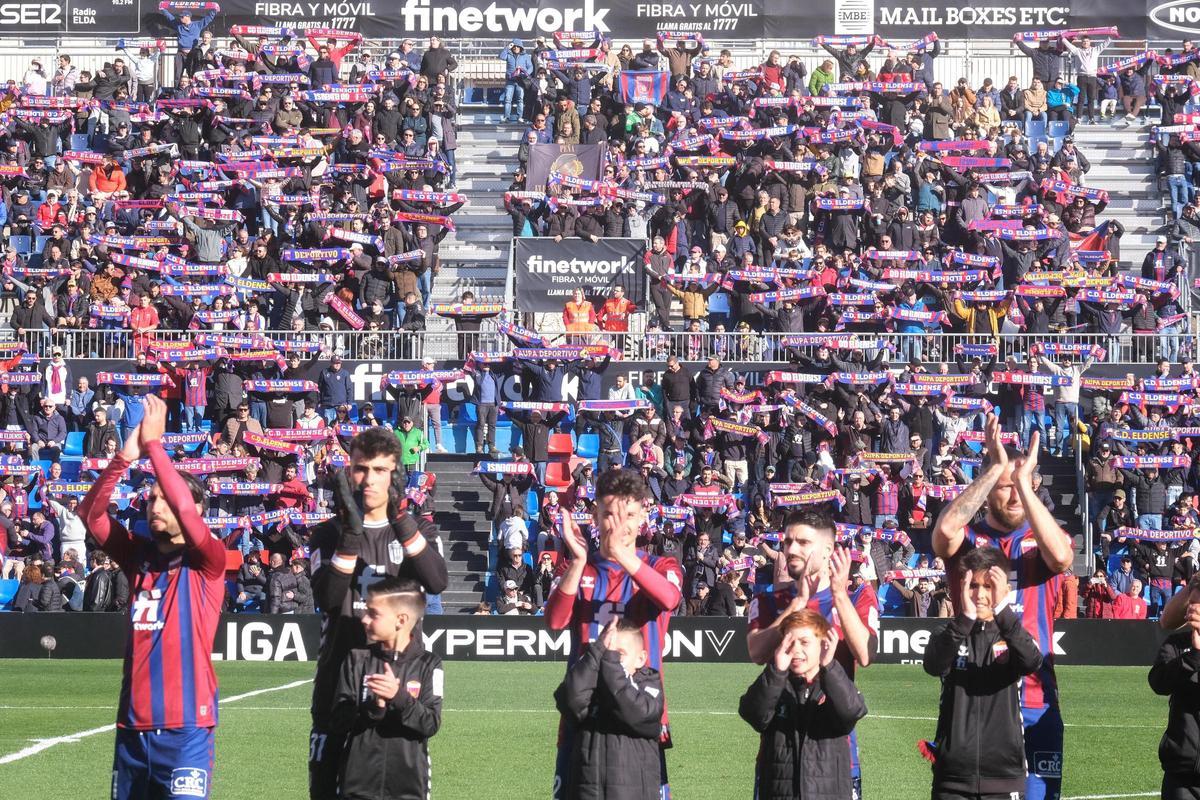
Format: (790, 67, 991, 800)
(455, 161, 515, 178)
(439, 245, 508, 263)
(1106, 196, 1165, 212)
(1089, 165, 1156, 179)
(452, 177, 519, 193)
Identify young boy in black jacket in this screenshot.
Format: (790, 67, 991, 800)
(331, 576, 443, 800)
(739, 608, 868, 800)
(553, 617, 665, 800)
(1150, 574, 1200, 799)
(923, 546, 1043, 800)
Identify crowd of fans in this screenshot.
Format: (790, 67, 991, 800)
(0, 14, 1197, 619)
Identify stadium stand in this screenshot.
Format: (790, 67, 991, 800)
(0, 9, 1198, 624)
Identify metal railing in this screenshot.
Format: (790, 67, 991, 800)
(11, 327, 1200, 364)
(1077, 445, 1093, 579)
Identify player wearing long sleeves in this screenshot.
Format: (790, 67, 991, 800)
(744, 508, 878, 796)
(77, 395, 226, 800)
(307, 427, 448, 800)
(545, 468, 683, 799)
(933, 416, 1073, 800)
(923, 547, 1044, 799)
(554, 619, 665, 800)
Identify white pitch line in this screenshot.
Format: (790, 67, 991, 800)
(0, 703, 1164, 730)
(1062, 794, 1158, 799)
(0, 679, 312, 767)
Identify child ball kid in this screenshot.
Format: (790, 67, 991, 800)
(331, 576, 443, 800)
(739, 609, 868, 800)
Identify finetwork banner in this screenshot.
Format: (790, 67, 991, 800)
(201, 0, 765, 37)
(21, 0, 1163, 41)
(512, 236, 646, 312)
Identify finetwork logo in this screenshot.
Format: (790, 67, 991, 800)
(526, 254, 636, 276)
(397, 0, 611, 33)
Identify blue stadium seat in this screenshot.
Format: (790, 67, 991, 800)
(576, 433, 600, 459)
(526, 491, 540, 516)
(0, 578, 18, 609)
(64, 431, 85, 456)
(69, 133, 89, 151)
(1025, 119, 1046, 139)
(60, 459, 81, 480)
(444, 423, 470, 453)
(1047, 120, 1070, 138)
(459, 403, 478, 425)
(8, 235, 30, 255)
(493, 426, 513, 454)
(33, 235, 49, 254)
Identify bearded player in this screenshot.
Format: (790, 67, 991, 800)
(545, 467, 683, 799)
(79, 395, 226, 800)
(932, 415, 1073, 800)
(744, 507, 879, 799)
(307, 427, 448, 800)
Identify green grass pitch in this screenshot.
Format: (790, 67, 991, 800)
(0, 659, 1166, 799)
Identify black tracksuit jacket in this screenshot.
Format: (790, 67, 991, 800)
(923, 607, 1044, 796)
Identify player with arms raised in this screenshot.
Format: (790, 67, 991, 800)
(744, 507, 879, 799)
(932, 415, 1073, 800)
(545, 467, 683, 799)
(79, 395, 226, 800)
(307, 427, 448, 800)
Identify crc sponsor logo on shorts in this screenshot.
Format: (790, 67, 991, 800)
(1032, 751, 1062, 778)
(169, 768, 209, 797)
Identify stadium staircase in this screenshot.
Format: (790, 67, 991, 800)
(1073, 120, 1162, 265)
(428, 451, 494, 612)
(427, 105, 516, 325)
(1036, 448, 1090, 576)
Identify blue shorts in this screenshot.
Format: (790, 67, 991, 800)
(1022, 705, 1063, 800)
(112, 727, 215, 800)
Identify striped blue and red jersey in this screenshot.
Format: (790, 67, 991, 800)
(746, 581, 881, 679)
(870, 475, 899, 517)
(1022, 384, 1045, 414)
(947, 520, 1063, 709)
(546, 551, 683, 741)
(78, 441, 227, 731)
(165, 364, 211, 409)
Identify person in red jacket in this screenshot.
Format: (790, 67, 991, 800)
(1083, 568, 1118, 618)
(129, 293, 159, 356)
(88, 154, 127, 199)
(271, 463, 314, 511)
(1113, 579, 1149, 619)
(596, 285, 637, 333)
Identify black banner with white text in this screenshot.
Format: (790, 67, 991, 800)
(512, 236, 646, 313)
(0, 613, 1168, 664)
(3, 0, 1178, 41)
